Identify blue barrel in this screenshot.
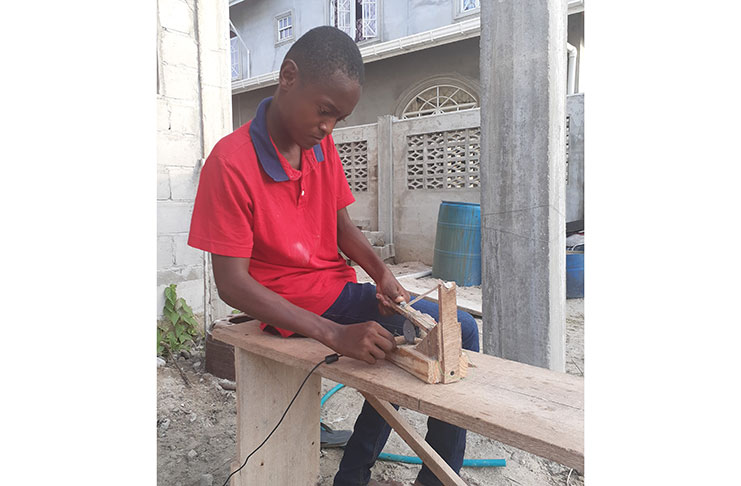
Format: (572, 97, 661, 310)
(566, 252, 584, 299)
(432, 201, 481, 286)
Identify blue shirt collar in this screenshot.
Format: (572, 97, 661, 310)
(249, 97, 324, 182)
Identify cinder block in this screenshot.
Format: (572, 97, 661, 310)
(160, 29, 199, 69)
(158, 236, 175, 269)
(157, 276, 204, 317)
(161, 64, 199, 101)
(157, 264, 204, 286)
(157, 170, 171, 200)
(362, 231, 385, 246)
(157, 130, 201, 167)
(199, 48, 231, 90)
(372, 244, 395, 261)
(174, 233, 203, 266)
(169, 167, 200, 201)
(168, 101, 199, 135)
(158, 0, 194, 35)
(158, 201, 194, 234)
(157, 96, 171, 131)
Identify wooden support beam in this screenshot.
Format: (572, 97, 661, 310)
(232, 348, 321, 485)
(362, 393, 468, 486)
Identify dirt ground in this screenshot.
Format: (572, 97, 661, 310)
(157, 264, 585, 486)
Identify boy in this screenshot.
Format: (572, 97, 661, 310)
(188, 26, 479, 486)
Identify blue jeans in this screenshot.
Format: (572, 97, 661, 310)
(323, 282, 480, 486)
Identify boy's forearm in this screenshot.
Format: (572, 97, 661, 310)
(218, 273, 341, 348)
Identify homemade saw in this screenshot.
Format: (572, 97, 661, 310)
(386, 281, 472, 384)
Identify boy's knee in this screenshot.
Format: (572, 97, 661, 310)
(457, 311, 480, 352)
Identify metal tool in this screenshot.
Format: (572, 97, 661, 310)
(402, 319, 416, 344)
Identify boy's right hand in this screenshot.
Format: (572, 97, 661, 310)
(329, 322, 397, 365)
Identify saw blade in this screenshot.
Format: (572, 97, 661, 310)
(402, 319, 416, 344)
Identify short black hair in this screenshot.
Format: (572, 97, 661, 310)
(284, 26, 365, 85)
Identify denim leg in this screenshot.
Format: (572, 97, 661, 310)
(409, 301, 479, 486)
(325, 282, 480, 486)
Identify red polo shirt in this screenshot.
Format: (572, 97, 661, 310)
(188, 97, 357, 337)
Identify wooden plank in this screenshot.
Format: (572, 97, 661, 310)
(362, 393, 467, 486)
(437, 282, 462, 384)
(213, 320, 584, 472)
(233, 348, 321, 486)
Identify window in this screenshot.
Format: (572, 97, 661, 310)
(461, 0, 480, 12)
(330, 0, 377, 42)
(401, 84, 479, 119)
(275, 11, 294, 44)
(230, 36, 241, 81)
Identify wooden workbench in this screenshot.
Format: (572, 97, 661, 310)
(213, 320, 583, 486)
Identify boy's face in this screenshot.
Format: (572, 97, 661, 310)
(278, 65, 362, 149)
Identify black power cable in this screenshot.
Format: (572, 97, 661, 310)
(222, 353, 341, 486)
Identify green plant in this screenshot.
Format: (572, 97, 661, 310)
(158, 284, 202, 357)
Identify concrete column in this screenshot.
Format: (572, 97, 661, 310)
(377, 115, 393, 245)
(479, 0, 567, 371)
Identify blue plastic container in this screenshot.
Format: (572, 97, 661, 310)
(566, 252, 584, 299)
(432, 201, 481, 286)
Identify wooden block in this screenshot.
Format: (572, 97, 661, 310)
(362, 393, 468, 486)
(233, 348, 321, 486)
(385, 345, 441, 384)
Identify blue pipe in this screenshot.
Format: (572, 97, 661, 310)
(321, 384, 506, 468)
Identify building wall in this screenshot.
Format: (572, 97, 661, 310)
(157, 0, 232, 321)
(232, 36, 481, 129)
(229, 0, 480, 81)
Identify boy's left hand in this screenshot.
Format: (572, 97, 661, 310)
(375, 271, 411, 316)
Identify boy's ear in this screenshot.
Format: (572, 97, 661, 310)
(278, 59, 299, 90)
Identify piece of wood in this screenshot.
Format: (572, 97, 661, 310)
(213, 321, 584, 472)
(384, 345, 441, 384)
(232, 348, 321, 486)
(437, 282, 463, 384)
(362, 393, 467, 486)
(393, 302, 437, 332)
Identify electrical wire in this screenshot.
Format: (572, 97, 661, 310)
(222, 353, 340, 486)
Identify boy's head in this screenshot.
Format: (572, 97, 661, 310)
(274, 26, 364, 149)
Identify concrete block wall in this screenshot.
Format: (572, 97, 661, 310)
(157, 0, 232, 322)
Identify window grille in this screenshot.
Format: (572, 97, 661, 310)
(230, 37, 241, 81)
(276, 12, 293, 43)
(330, 0, 377, 42)
(406, 128, 480, 190)
(337, 140, 369, 192)
(401, 85, 478, 119)
(333, 0, 353, 37)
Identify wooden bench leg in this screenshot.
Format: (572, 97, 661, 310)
(362, 393, 467, 486)
(231, 348, 321, 486)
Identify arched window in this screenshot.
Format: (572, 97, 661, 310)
(400, 83, 479, 119)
